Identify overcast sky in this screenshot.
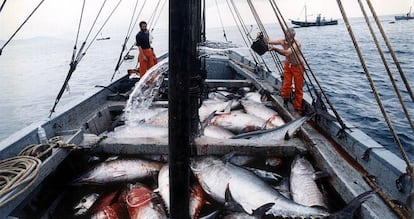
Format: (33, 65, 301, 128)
(0, 0, 412, 40)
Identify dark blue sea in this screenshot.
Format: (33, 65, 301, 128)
(0, 15, 413, 161)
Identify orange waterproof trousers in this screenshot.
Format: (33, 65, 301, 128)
(139, 48, 156, 78)
(281, 61, 304, 110)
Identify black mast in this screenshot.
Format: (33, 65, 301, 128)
(168, 0, 201, 218)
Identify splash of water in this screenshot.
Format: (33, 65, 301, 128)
(124, 58, 169, 123)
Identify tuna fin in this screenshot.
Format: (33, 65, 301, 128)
(284, 131, 290, 140)
(200, 110, 217, 134)
(224, 186, 245, 213)
(331, 190, 375, 219)
(251, 202, 275, 217)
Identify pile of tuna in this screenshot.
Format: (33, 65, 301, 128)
(109, 88, 290, 140)
(61, 153, 373, 219)
(65, 87, 373, 218)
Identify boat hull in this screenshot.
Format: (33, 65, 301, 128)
(291, 19, 338, 27)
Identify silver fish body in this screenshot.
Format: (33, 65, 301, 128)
(158, 164, 206, 219)
(190, 156, 330, 218)
(211, 110, 274, 134)
(73, 158, 164, 185)
(232, 115, 312, 141)
(241, 100, 285, 127)
(203, 125, 235, 139)
(199, 99, 240, 122)
(73, 193, 100, 216)
(290, 156, 327, 208)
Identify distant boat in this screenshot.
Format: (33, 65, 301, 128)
(395, 6, 414, 21)
(291, 5, 338, 27)
(96, 36, 111, 41)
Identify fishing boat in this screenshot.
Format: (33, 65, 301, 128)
(291, 14, 338, 27)
(395, 7, 414, 21)
(0, 1, 412, 219)
(290, 5, 338, 27)
(96, 36, 111, 41)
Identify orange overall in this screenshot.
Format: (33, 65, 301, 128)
(138, 48, 156, 78)
(281, 61, 304, 110)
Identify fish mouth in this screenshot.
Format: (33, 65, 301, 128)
(73, 207, 87, 216)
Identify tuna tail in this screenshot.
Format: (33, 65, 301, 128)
(224, 185, 274, 217)
(330, 190, 375, 219)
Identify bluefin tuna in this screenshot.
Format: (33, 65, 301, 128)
(211, 110, 275, 134)
(88, 189, 129, 219)
(203, 125, 235, 139)
(126, 182, 168, 219)
(241, 100, 285, 127)
(72, 158, 164, 185)
(190, 156, 374, 218)
(157, 164, 206, 219)
(222, 186, 274, 219)
(73, 193, 100, 216)
(290, 156, 327, 208)
(231, 114, 313, 141)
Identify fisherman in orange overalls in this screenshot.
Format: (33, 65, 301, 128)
(135, 21, 156, 78)
(267, 28, 305, 113)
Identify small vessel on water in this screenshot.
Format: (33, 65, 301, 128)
(291, 14, 338, 27)
(96, 36, 111, 41)
(290, 5, 338, 27)
(0, 0, 412, 219)
(395, 6, 414, 21)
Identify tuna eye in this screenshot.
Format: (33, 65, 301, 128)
(81, 198, 87, 203)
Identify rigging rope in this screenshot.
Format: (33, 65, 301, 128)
(246, 0, 283, 76)
(111, 0, 141, 82)
(49, 0, 123, 118)
(357, 0, 414, 134)
(225, 0, 260, 65)
(365, 0, 414, 103)
(226, 0, 271, 73)
(0, 0, 46, 56)
(148, 0, 165, 30)
(336, 0, 413, 175)
(0, 0, 7, 13)
(214, 0, 228, 42)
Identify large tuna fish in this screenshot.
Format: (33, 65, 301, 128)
(190, 156, 373, 218)
(73, 193, 100, 216)
(210, 110, 275, 134)
(202, 124, 235, 139)
(85, 189, 129, 219)
(125, 182, 168, 219)
(72, 158, 164, 185)
(241, 100, 285, 127)
(231, 114, 313, 141)
(157, 164, 206, 219)
(199, 99, 241, 122)
(290, 156, 327, 208)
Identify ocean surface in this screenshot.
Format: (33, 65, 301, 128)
(0, 15, 413, 161)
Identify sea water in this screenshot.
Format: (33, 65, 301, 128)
(0, 16, 412, 160)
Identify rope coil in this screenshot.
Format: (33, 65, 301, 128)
(0, 156, 42, 207)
